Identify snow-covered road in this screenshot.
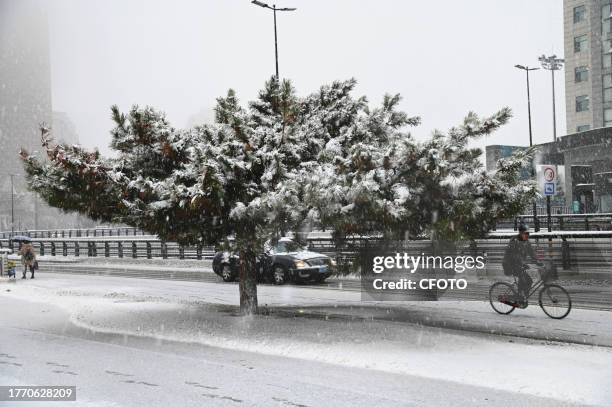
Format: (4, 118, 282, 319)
(1, 299, 574, 407)
(11, 271, 612, 346)
(1, 273, 611, 406)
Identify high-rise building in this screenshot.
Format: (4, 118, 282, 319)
(0, 0, 52, 170)
(0, 0, 91, 231)
(0, 0, 52, 231)
(564, 0, 612, 134)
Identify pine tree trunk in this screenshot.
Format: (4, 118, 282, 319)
(238, 243, 258, 315)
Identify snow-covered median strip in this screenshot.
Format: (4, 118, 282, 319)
(2, 279, 611, 406)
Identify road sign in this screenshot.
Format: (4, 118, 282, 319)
(544, 182, 555, 196)
(544, 167, 555, 182)
(537, 165, 558, 196)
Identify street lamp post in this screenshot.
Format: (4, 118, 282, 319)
(515, 64, 541, 231)
(10, 174, 15, 239)
(251, 0, 296, 79)
(538, 55, 564, 142)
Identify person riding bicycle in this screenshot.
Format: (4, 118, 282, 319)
(502, 224, 540, 305)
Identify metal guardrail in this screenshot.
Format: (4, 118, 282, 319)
(0, 239, 215, 260)
(1, 232, 611, 271)
(306, 234, 612, 270)
(3, 212, 611, 241)
(511, 213, 612, 232)
(0, 227, 148, 239)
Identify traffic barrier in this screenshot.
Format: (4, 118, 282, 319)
(0, 226, 150, 240)
(0, 233, 609, 270)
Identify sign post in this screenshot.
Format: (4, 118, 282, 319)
(537, 165, 559, 263)
(537, 165, 557, 232)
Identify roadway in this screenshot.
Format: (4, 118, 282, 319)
(1, 284, 587, 407)
(36, 260, 612, 312)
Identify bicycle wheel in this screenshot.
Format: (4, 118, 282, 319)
(489, 282, 517, 315)
(539, 284, 572, 319)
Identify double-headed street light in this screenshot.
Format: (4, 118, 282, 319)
(515, 64, 541, 231)
(251, 0, 296, 79)
(538, 54, 564, 142)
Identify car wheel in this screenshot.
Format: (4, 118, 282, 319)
(221, 264, 235, 282)
(272, 265, 287, 285)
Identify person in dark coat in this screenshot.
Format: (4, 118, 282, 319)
(503, 224, 538, 302)
(18, 242, 36, 279)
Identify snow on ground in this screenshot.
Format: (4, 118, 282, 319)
(1, 274, 611, 405)
(1, 299, 568, 407)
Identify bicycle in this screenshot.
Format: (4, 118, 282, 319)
(489, 262, 572, 319)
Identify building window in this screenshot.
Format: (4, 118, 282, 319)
(574, 34, 587, 53)
(603, 39, 612, 68)
(576, 125, 591, 132)
(576, 95, 590, 112)
(575, 5, 587, 23)
(604, 73, 612, 103)
(605, 108, 612, 127)
(575, 66, 589, 82)
(604, 4, 612, 35)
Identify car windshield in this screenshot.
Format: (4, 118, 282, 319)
(275, 240, 305, 253)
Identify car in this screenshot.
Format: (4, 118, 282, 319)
(212, 237, 335, 285)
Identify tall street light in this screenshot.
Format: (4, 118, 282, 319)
(515, 64, 541, 231)
(10, 174, 15, 239)
(251, 0, 296, 79)
(538, 54, 564, 142)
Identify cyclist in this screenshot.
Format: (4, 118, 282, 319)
(502, 224, 539, 305)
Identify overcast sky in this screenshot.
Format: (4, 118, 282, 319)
(46, 0, 564, 156)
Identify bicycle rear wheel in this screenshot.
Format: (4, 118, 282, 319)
(539, 284, 571, 319)
(489, 282, 517, 315)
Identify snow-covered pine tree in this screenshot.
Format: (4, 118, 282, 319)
(298, 97, 536, 243)
(20, 77, 309, 315)
(20, 77, 536, 314)
(20, 125, 121, 223)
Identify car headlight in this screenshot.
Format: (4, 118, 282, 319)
(294, 260, 308, 269)
(330, 259, 337, 267)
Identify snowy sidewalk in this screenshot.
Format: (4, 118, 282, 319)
(1, 273, 612, 405)
(276, 301, 612, 347)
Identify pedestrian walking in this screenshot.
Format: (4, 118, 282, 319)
(18, 242, 36, 279)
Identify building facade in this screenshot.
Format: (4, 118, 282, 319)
(564, 0, 612, 134)
(0, 0, 52, 172)
(486, 128, 612, 213)
(0, 0, 92, 232)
